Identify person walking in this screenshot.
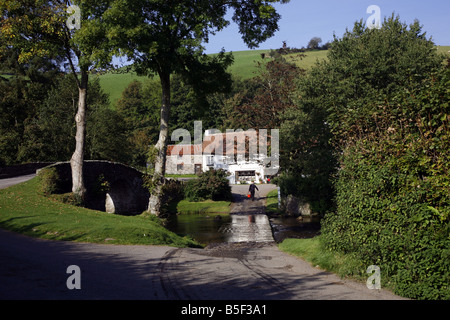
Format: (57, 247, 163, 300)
(248, 181, 259, 201)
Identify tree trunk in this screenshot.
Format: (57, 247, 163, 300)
(148, 71, 171, 215)
(70, 70, 88, 200)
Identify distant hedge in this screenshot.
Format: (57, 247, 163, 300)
(184, 169, 232, 202)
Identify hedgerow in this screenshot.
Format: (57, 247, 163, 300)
(299, 16, 450, 299)
(321, 87, 450, 299)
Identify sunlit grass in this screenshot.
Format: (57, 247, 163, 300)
(176, 199, 231, 214)
(0, 177, 200, 247)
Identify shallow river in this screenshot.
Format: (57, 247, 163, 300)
(165, 214, 321, 245)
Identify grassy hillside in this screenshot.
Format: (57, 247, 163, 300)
(96, 71, 147, 107)
(98, 49, 330, 106)
(285, 49, 329, 69)
(0, 177, 200, 247)
(436, 45, 450, 55)
(98, 50, 272, 106)
(99, 46, 450, 107)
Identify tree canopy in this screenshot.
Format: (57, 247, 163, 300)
(102, 0, 290, 214)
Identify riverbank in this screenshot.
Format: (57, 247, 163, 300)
(0, 177, 200, 247)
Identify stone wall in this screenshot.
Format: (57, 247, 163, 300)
(280, 195, 312, 216)
(0, 162, 53, 179)
(165, 155, 203, 175)
(41, 161, 149, 215)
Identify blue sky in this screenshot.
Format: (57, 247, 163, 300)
(204, 0, 450, 54)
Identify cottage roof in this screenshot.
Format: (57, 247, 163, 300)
(166, 130, 268, 156)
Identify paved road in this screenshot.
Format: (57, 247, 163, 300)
(0, 179, 404, 300)
(0, 228, 403, 300)
(0, 174, 36, 190)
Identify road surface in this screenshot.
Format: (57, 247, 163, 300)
(0, 178, 404, 300)
(0, 228, 403, 300)
(0, 174, 36, 190)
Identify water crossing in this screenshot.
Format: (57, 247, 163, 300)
(220, 214, 274, 243)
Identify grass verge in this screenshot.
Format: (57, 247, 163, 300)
(278, 237, 367, 281)
(0, 177, 200, 247)
(166, 174, 198, 178)
(176, 199, 231, 214)
(278, 237, 400, 294)
(265, 188, 280, 215)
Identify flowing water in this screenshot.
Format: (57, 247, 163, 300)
(165, 184, 321, 245)
(165, 213, 321, 245)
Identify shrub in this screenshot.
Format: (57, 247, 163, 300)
(37, 167, 60, 196)
(321, 125, 450, 300)
(52, 192, 83, 207)
(184, 169, 232, 202)
(300, 15, 450, 300)
(160, 178, 185, 215)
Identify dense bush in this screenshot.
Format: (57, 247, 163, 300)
(321, 121, 450, 299)
(288, 15, 450, 299)
(37, 167, 60, 195)
(184, 169, 232, 202)
(320, 63, 450, 299)
(160, 178, 185, 215)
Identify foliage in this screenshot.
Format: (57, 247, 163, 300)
(321, 15, 443, 143)
(86, 103, 131, 163)
(37, 167, 60, 196)
(0, 52, 59, 165)
(315, 16, 450, 299)
(142, 175, 185, 217)
(104, 0, 289, 214)
(222, 56, 302, 130)
(1, 0, 118, 198)
(307, 37, 322, 49)
(160, 179, 186, 216)
(15, 74, 130, 164)
(116, 79, 160, 169)
(279, 101, 336, 215)
(321, 114, 450, 299)
(273, 14, 450, 299)
(184, 169, 232, 202)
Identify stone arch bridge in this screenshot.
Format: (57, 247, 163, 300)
(39, 161, 149, 215)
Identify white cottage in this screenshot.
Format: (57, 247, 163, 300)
(165, 129, 278, 184)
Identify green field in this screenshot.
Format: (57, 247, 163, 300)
(436, 45, 450, 56)
(176, 199, 231, 214)
(96, 71, 147, 107)
(98, 49, 330, 107)
(98, 45, 449, 107)
(0, 177, 200, 247)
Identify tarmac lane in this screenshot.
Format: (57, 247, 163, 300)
(0, 228, 404, 300)
(0, 174, 36, 190)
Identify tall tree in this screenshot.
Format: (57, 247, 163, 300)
(1, 1, 114, 200)
(224, 56, 302, 130)
(105, 0, 290, 215)
(307, 37, 322, 49)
